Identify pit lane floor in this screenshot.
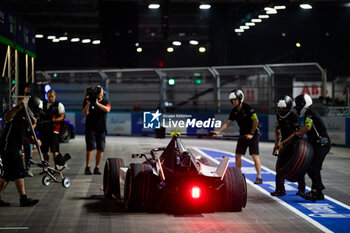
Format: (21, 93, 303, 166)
(0, 136, 349, 233)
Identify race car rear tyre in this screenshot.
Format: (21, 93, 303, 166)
(103, 158, 125, 199)
(124, 163, 158, 211)
(277, 139, 314, 182)
(221, 167, 245, 212)
(242, 173, 247, 208)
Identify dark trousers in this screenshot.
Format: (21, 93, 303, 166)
(307, 143, 331, 191)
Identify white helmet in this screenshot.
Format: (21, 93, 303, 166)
(294, 94, 313, 116)
(229, 89, 244, 105)
(276, 95, 294, 118)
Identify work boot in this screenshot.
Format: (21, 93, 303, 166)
(26, 171, 34, 177)
(270, 190, 286, 196)
(296, 189, 305, 196)
(254, 177, 263, 184)
(85, 167, 92, 175)
(20, 197, 39, 207)
(300, 190, 324, 202)
(94, 167, 101, 175)
(0, 200, 10, 207)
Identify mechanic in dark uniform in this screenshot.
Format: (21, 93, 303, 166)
(270, 95, 305, 196)
(279, 94, 331, 201)
(211, 89, 262, 184)
(82, 85, 111, 175)
(0, 97, 41, 207)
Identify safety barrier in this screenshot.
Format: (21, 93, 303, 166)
(66, 111, 350, 146)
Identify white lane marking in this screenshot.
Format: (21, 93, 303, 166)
(191, 147, 341, 233)
(0, 227, 29, 230)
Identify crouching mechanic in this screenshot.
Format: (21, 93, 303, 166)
(0, 97, 41, 207)
(279, 94, 331, 201)
(271, 95, 305, 196)
(211, 89, 262, 184)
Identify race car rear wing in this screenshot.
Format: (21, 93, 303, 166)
(197, 157, 230, 179)
(215, 157, 230, 179)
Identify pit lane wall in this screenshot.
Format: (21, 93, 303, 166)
(67, 112, 350, 146)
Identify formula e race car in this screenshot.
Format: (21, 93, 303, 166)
(103, 133, 247, 212)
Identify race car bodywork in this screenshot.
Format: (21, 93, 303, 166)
(103, 134, 247, 212)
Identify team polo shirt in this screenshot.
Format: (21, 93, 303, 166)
(276, 110, 299, 140)
(304, 109, 329, 144)
(228, 102, 258, 135)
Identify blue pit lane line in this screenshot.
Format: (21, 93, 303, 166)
(193, 147, 350, 233)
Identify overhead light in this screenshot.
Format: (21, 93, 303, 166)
(264, 7, 274, 11)
(172, 41, 181, 46)
(47, 35, 56, 40)
(59, 36, 68, 41)
(199, 4, 211, 10)
(167, 47, 174, 53)
(199, 47, 206, 53)
(251, 18, 262, 23)
(296, 42, 301, 47)
(52, 39, 60, 43)
(135, 42, 139, 47)
(71, 38, 80, 42)
(240, 25, 249, 30)
(92, 40, 101, 45)
(258, 15, 269, 19)
(274, 5, 286, 10)
(282, 32, 286, 37)
(168, 79, 175, 85)
(189, 40, 199, 45)
(246, 22, 255, 26)
(82, 39, 91, 43)
(136, 47, 142, 53)
(300, 4, 312, 9)
(266, 9, 278, 14)
(148, 4, 160, 9)
(235, 29, 244, 33)
(35, 34, 44, 38)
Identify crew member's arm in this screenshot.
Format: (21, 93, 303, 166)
(53, 103, 66, 122)
(278, 119, 311, 149)
(53, 113, 65, 122)
(210, 119, 233, 136)
(4, 103, 23, 122)
(82, 100, 90, 116)
(95, 100, 111, 113)
(244, 114, 258, 140)
(275, 125, 281, 149)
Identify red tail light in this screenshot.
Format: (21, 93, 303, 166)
(191, 186, 201, 199)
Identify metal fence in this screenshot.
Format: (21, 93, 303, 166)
(34, 62, 330, 114)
